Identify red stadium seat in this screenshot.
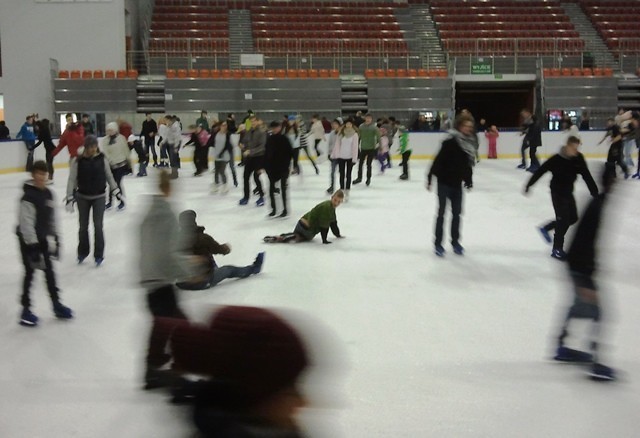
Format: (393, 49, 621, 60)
(319, 69, 330, 78)
(199, 69, 211, 78)
(211, 69, 221, 78)
(93, 70, 104, 79)
(330, 69, 339, 78)
(105, 70, 116, 79)
(177, 69, 188, 78)
(407, 68, 418, 77)
(297, 69, 308, 78)
(221, 69, 231, 78)
(127, 69, 139, 79)
(58, 70, 69, 79)
(308, 69, 319, 78)
(166, 69, 177, 79)
(287, 70, 298, 78)
(365, 69, 376, 78)
(254, 69, 265, 78)
(188, 69, 199, 78)
(81, 70, 93, 79)
(70, 70, 81, 79)
(386, 69, 396, 77)
(265, 69, 276, 78)
(116, 70, 127, 79)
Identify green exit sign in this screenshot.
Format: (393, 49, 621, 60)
(471, 62, 492, 75)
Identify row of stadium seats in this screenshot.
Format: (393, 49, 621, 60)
(434, 14, 569, 23)
(250, 6, 395, 14)
(166, 69, 340, 79)
(543, 67, 614, 77)
(438, 22, 574, 31)
(251, 13, 396, 22)
(431, 6, 565, 15)
(154, 6, 227, 14)
(581, 1, 640, 52)
(365, 68, 448, 78)
(439, 30, 579, 39)
(152, 14, 229, 23)
(443, 38, 585, 56)
(588, 14, 638, 23)
(149, 39, 229, 54)
(430, 0, 560, 6)
(151, 21, 228, 29)
(253, 31, 404, 39)
(252, 22, 400, 31)
(254, 39, 408, 56)
(58, 70, 138, 79)
(150, 31, 230, 38)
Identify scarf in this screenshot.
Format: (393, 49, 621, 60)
(108, 134, 118, 145)
(448, 129, 477, 167)
(343, 127, 356, 138)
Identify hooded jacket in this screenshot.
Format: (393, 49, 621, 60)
(17, 181, 57, 246)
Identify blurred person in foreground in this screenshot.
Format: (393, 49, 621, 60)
(139, 171, 204, 389)
(170, 305, 310, 437)
(552, 163, 617, 381)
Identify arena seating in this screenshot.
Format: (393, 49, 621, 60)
(165, 68, 339, 79)
(580, 0, 640, 53)
(431, 0, 585, 56)
(148, 3, 229, 55)
(58, 69, 138, 79)
(251, 3, 408, 56)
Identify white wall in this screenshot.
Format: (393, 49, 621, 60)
(0, 131, 616, 174)
(0, 0, 126, 136)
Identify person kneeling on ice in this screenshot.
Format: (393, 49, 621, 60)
(264, 190, 345, 244)
(176, 210, 264, 290)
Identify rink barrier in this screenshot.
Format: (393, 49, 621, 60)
(0, 131, 616, 175)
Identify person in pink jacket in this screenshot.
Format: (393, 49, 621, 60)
(52, 113, 85, 160)
(485, 125, 499, 159)
(330, 119, 359, 201)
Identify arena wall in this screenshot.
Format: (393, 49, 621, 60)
(0, 131, 613, 175)
(0, 0, 127, 134)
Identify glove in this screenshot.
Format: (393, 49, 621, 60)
(65, 196, 75, 213)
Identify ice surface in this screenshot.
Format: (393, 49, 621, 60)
(0, 158, 639, 437)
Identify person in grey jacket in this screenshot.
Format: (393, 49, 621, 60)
(66, 135, 120, 266)
(239, 118, 267, 206)
(102, 122, 130, 210)
(139, 170, 201, 389)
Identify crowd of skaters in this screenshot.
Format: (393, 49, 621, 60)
(13, 104, 638, 436)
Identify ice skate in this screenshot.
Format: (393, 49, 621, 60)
(452, 243, 464, 256)
(517, 163, 526, 169)
(435, 245, 445, 257)
(551, 249, 567, 261)
(19, 308, 38, 327)
(553, 346, 593, 363)
(211, 184, 219, 194)
(239, 197, 249, 206)
(220, 184, 229, 195)
(53, 303, 73, 320)
(539, 227, 552, 244)
(588, 363, 616, 381)
(252, 252, 265, 274)
(256, 197, 265, 207)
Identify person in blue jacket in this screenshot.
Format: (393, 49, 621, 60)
(16, 115, 38, 171)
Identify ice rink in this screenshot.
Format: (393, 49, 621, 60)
(1, 157, 639, 437)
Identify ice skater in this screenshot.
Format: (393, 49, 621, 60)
(353, 113, 380, 186)
(330, 119, 359, 201)
(525, 136, 598, 260)
(598, 118, 629, 179)
(175, 210, 264, 290)
(16, 160, 73, 327)
(553, 163, 616, 381)
(326, 118, 342, 193)
(427, 113, 475, 257)
(209, 120, 234, 194)
(102, 122, 131, 210)
(398, 125, 412, 180)
(377, 126, 390, 174)
(264, 190, 345, 244)
(518, 109, 541, 172)
(265, 121, 294, 217)
(485, 125, 499, 159)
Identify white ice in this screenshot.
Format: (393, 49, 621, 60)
(0, 157, 639, 437)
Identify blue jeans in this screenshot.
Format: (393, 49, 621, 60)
(176, 264, 254, 290)
(623, 138, 635, 167)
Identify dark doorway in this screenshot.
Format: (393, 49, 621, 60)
(455, 81, 535, 128)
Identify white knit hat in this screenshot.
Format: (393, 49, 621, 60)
(106, 122, 118, 133)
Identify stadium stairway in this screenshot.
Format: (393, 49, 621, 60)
(408, 3, 447, 70)
(137, 76, 166, 114)
(617, 75, 640, 110)
(341, 75, 368, 115)
(561, 2, 618, 70)
(229, 9, 254, 70)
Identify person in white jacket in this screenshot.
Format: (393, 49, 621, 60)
(330, 119, 359, 201)
(167, 116, 183, 179)
(310, 114, 326, 157)
(101, 122, 131, 210)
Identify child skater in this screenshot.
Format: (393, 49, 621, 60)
(525, 136, 599, 260)
(485, 125, 499, 159)
(264, 190, 345, 244)
(398, 125, 412, 180)
(330, 119, 359, 202)
(377, 126, 390, 174)
(175, 210, 264, 290)
(16, 160, 73, 326)
(553, 163, 616, 381)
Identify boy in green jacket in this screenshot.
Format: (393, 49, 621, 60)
(353, 114, 380, 186)
(264, 190, 345, 244)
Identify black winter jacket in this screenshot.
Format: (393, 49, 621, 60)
(427, 137, 473, 188)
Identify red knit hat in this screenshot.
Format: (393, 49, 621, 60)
(171, 306, 308, 405)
